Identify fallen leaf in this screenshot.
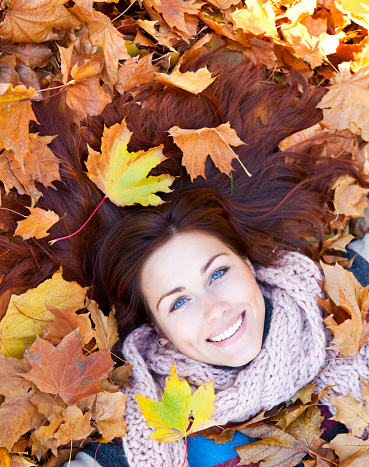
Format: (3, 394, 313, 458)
(0, 268, 88, 357)
(66, 75, 111, 118)
(109, 365, 132, 388)
(317, 63, 369, 141)
(116, 54, 160, 94)
(328, 432, 369, 464)
(0, 397, 37, 450)
(155, 67, 217, 95)
(332, 175, 369, 218)
(88, 301, 118, 350)
(236, 405, 323, 466)
(10, 455, 37, 467)
(71, 4, 129, 85)
(21, 330, 113, 405)
(42, 306, 94, 347)
(335, 0, 369, 30)
(91, 391, 127, 441)
(0, 355, 34, 397)
(136, 363, 216, 442)
(0, 0, 80, 43)
(0, 42, 52, 69)
(0, 448, 12, 467)
(231, 0, 278, 39)
(85, 118, 174, 207)
(14, 207, 60, 240)
(326, 390, 369, 437)
(54, 405, 93, 445)
(31, 392, 66, 445)
(168, 122, 247, 180)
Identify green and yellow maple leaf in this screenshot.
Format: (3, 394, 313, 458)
(135, 363, 217, 442)
(85, 118, 175, 207)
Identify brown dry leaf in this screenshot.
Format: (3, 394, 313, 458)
(319, 261, 369, 356)
(155, 67, 217, 95)
(231, 0, 278, 39)
(116, 54, 160, 94)
(0, 0, 80, 43)
(14, 207, 60, 240)
(142, 0, 201, 42)
(197, 12, 251, 48)
(279, 123, 328, 151)
(21, 330, 113, 405)
(88, 301, 118, 351)
(206, 0, 240, 9)
(0, 84, 37, 164)
(91, 391, 127, 441)
(66, 75, 111, 118)
(0, 397, 37, 450)
(54, 405, 93, 445)
(0, 42, 52, 69)
(42, 306, 94, 347)
(317, 63, 369, 141)
(328, 432, 369, 464)
(326, 390, 369, 437)
(168, 122, 246, 180)
(71, 3, 129, 85)
(31, 393, 66, 445)
(236, 405, 323, 466)
(135, 19, 180, 50)
(10, 455, 37, 467)
(332, 175, 369, 218)
(110, 365, 132, 388)
(0, 355, 34, 398)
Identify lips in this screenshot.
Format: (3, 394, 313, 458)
(206, 311, 245, 342)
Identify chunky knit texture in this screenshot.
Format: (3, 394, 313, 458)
(120, 251, 369, 467)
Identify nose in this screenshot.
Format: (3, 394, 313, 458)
(202, 292, 230, 322)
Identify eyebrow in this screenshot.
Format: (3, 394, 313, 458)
(156, 253, 229, 310)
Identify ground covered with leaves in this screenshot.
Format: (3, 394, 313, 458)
(1, 0, 369, 466)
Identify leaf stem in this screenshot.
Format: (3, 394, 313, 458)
(49, 195, 107, 245)
(181, 436, 188, 467)
(0, 207, 27, 218)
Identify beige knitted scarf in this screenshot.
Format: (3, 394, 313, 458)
(121, 251, 369, 467)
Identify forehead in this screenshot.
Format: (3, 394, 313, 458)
(140, 232, 231, 297)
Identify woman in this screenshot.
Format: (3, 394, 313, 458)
(0, 58, 368, 466)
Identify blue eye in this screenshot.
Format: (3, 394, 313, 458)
(169, 297, 188, 312)
(210, 267, 229, 284)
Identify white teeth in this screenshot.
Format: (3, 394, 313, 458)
(208, 313, 244, 342)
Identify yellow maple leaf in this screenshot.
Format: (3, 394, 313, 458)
(14, 207, 60, 240)
(155, 67, 217, 95)
(136, 363, 216, 442)
(335, 0, 369, 30)
(85, 118, 174, 207)
(231, 0, 278, 39)
(0, 268, 88, 358)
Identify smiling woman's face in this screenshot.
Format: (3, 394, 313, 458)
(140, 232, 265, 367)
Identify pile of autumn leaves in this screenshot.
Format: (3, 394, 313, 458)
(1, 0, 369, 465)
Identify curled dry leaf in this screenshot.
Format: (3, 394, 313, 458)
(42, 306, 94, 347)
(0, 268, 87, 358)
(0, 0, 80, 43)
(20, 330, 113, 405)
(332, 175, 369, 218)
(110, 365, 133, 388)
(168, 122, 246, 181)
(317, 63, 369, 141)
(91, 391, 127, 441)
(155, 67, 217, 95)
(14, 207, 60, 240)
(88, 301, 118, 350)
(85, 118, 174, 207)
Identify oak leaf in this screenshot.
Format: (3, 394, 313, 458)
(42, 306, 94, 347)
(317, 63, 369, 141)
(236, 405, 323, 466)
(14, 207, 60, 240)
(155, 67, 217, 95)
(0, 0, 80, 43)
(0, 268, 88, 358)
(20, 330, 113, 405)
(231, 0, 278, 39)
(54, 405, 93, 445)
(91, 391, 127, 441)
(168, 122, 247, 180)
(136, 363, 216, 442)
(85, 118, 174, 207)
(88, 301, 118, 350)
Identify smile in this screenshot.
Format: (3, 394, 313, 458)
(208, 312, 244, 342)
